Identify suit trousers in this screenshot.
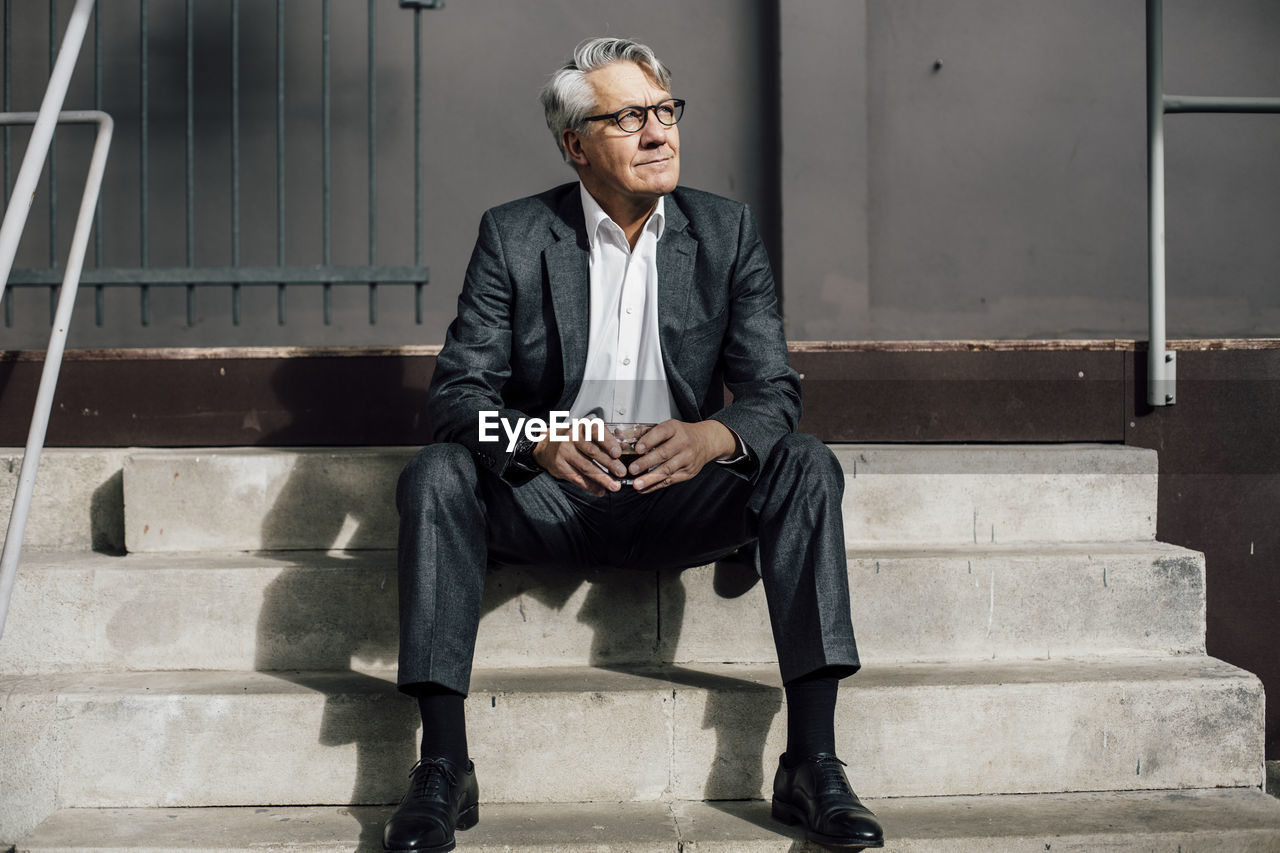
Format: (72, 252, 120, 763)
(395, 432, 860, 695)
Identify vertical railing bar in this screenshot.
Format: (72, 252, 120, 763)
(413, 6, 423, 324)
(231, 0, 241, 327)
(0, 0, 98, 356)
(367, 0, 377, 324)
(275, 0, 285, 326)
(184, 0, 195, 326)
(48, 0, 58, 258)
(139, 0, 150, 326)
(321, 0, 332, 325)
(1146, 0, 1173, 406)
(48, 0, 59, 325)
(3, 1, 10, 327)
(93, 0, 103, 325)
(3, 0, 12, 211)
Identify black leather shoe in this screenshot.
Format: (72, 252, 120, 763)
(383, 757, 479, 852)
(772, 753, 884, 849)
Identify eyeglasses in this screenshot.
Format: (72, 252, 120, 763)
(583, 98, 685, 133)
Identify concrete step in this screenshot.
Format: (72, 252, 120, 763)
(0, 542, 1205, 674)
(122, 447, 411, 553)
(0, 658, 1262, 838)
(668, 540, 1203, 666)
(12, 790, 1280, 852)
(0, 449, 127, 553)
(117, 444, 1158, 552)
(833, 444, 1157, 545)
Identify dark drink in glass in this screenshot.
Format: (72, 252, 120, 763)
(606, 423, 655, 486)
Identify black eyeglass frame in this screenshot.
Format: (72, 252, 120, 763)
(582, 98, 686, 133)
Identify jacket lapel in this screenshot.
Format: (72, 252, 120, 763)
(545, 191, 590, 410)
(657, 198, 698, 416)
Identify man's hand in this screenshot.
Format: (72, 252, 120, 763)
(532, 432, 628, 497)
(630, 419, 738, 494)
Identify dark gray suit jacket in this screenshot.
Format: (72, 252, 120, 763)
(427, 181, 802, 485)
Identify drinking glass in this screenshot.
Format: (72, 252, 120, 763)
(605, 422, 656, 486)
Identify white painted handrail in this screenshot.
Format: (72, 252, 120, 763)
(1146, 0, 1280, 406)
(0, 0, 97, 300)
(0, 0, 110, 640)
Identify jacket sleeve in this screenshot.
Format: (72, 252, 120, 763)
(426, 208, 540, 485)
(707, 204, 803, 480)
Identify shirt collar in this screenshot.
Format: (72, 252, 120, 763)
(579, 181, 666, 250)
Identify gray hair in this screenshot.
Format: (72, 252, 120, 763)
(540, 37, 673, 163)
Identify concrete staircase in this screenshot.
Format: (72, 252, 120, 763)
(3, 444, 1279, 851)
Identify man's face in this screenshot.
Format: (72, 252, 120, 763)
(564, 61, 680, 212)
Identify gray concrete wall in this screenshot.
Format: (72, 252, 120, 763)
(781, 0, 1280, 341)
(0, 0, 1278, 348)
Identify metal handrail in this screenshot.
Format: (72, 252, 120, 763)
(0, 0, 111, 639)
(1146, 0, 1280, 406)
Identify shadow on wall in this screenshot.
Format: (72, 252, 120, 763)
(89, 470, 126, 554)
(585, 556, 783, 802)
(252, 355, 425, 852)
(252, 556, 788, 849)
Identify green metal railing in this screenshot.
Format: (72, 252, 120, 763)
(1, 0, 443, 331)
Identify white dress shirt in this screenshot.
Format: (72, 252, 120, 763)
(567, 183, 748, 468)
(568, 183, 679, 425)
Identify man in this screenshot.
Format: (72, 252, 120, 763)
(384, 37, 884, 852)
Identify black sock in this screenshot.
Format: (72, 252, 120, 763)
(415, 688, 468, 768)
(784, 670, 839, 760)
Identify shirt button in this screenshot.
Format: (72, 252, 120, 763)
(616, 408, 626, 416)
(622, 357, 631, 366)
(625, 306, 634, 315)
